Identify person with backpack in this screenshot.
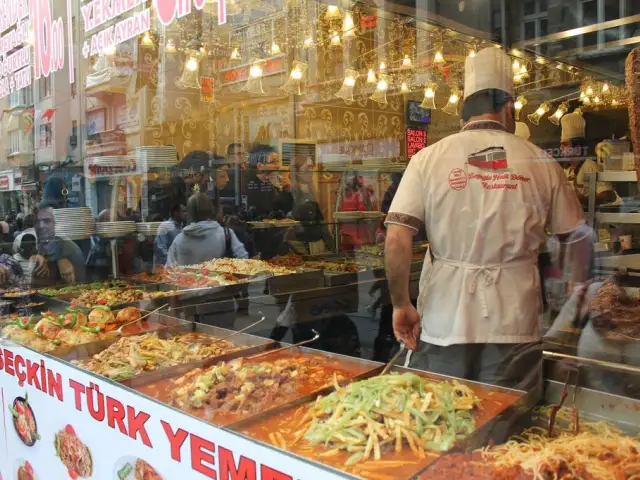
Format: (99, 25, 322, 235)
(166, 193, 247, 266)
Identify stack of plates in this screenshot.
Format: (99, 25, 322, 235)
(96, 221, 136, 239)
(54, 208, 95, 240)
(90, 155, 134, 166)
(135, 222, 162, 236)
(136, 146, 178, 169)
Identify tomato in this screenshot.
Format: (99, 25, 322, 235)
(64, 424, 75, 436)
(15, 400, 25, 415)
(68, 468, 78, 479)
(202, 268, 210, 275)
(25, 461, 33, 475)
(97, 299, 106, 305)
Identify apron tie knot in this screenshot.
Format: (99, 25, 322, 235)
(469, 267, 501, 318)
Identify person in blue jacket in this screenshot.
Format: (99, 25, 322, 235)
(166, 193, 247, 266)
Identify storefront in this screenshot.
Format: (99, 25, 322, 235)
(1, 0, 640, 478)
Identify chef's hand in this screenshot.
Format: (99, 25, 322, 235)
(393, 304, 420, 350)
(57, 258, 76, 285)
(30, 255, 49, 278)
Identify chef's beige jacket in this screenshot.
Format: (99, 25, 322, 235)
(386, 121, 584, 346)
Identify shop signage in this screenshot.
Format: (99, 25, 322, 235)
(0, 174, 11, 190)
(319, 138, 400, 159)
(154, 0, 226, 26)
(81, 0, 151, 59)
(221, 56, 285, 85)
(406, 127, 427, 159)
(360, 14, 377, 29)
(85, 158, 140, 180)
(0, 0, 75, 100)
(0, 344, 344, 480)
(200, 76, 214, 103)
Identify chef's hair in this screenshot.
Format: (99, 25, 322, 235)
(461, 89, 514, 122)
(187, 192, 216, 223)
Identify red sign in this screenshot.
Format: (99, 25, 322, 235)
(0, 175, 10, 190)
(200, 76, 214, 103)
(221, 57, 285, 85)
(406, 127, 427, 159)
(360, 14, 377, 29)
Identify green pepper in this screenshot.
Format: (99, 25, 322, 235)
(45, 315, 61, 327)
(61, 312, 77, 329)
(52, 339, 62, 346)
(81, 324, 102, 333)
(16, 316, 32, 330)
(91, 305, 111, 311)
(6, 320, 18, 327)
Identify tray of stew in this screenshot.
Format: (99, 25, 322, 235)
(135, 347, 378, 426)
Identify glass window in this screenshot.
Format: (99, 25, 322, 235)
(524, 1, 537, 16)
(39, 76, 52, 99)
(39, 123, 52, 148)
(8, 130, 21, 154)
(525, 21, 536, 40)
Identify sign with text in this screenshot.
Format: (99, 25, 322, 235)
(406, 127, 427, 159)
(220, 56, 285, 85)
(200, 76, 214, 103)
(0, 344, 343, 480)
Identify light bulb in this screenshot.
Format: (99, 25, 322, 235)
(580, 91, 586, 99)
(400, 82, 409, 92)
(612, 99, 619, 106)
(331, 31, 341, 47)
(602, 83, 610, 93)
(514, 95, 527, 120)
(141, 32, 153, 47)
(344, 76, 356, 87)
(535, 107, 544, 115)
(434, 51, 444, 63)
(103, 44, 116, 56)
(449, 93, 459, 104)
(520, 65, 528, 75)
(586, 86, 594, 96)
(425, 87, 435, 98)
(367, 69, 376, 84)
(379, 61, 386, 71)
(343, 13, 355, 37)
(549, 103, 568, 125)
(376, 78, 388, 91)
(290, 68, 303, 80)
(200, 46, 207, 56)
(304, 37, 313, 48)
(512, 59, 520, 72)
(513, 74, 523, 84)
(535, 57, 546, 64)
(326, 5, 341, 18)
(166, 40, 177, 53)
(594, 96, 601, 104)
(271, 42, 281, 55)
(514, 100, 523, 111)
(402, 55, 412, 68)
(186, 57, 199, 71)
(468, 49, 476, 58)
(230, 47, 241, 60)
(583, 96, 591, 105)
(420, 84, 437, 109)
(249, 63, 263, 78)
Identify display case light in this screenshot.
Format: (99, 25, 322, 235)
(343, 13, 356, 38)
(549, 103, 568, 125)
(527, 102, 550, 125)
(370, 75, 389, 104)
(336, 69, 359, 103)
(420, 83, 437, 109)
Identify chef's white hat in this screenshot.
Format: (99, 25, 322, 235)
(561, 112, 586, 141)
(464, 48, 515, 99)
(515, 122, 531, 140)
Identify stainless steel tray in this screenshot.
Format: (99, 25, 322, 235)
(228, 360, 529, 480)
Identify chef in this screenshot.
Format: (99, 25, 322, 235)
(384, 48, 589, 390)
(561, 112, 621, 206)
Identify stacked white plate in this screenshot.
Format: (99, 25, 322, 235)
(54, 208, 95, 239)
(136, 146, 178, 169)
(135, 222, 162, 236)
(90, 155, 134, 166)
(96, 221, 136, 238)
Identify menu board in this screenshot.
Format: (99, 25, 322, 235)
(406, 127, 427, 159)
(0, 343, 342, 480)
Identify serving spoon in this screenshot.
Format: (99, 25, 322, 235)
(248, 329, 320, 360)
(381, 342, 406, 375)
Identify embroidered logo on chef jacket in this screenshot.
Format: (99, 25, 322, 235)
(467, 146, 509, 170)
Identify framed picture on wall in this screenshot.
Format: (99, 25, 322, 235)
(87, 109, 106, 135)
(406, 100, 431, 125)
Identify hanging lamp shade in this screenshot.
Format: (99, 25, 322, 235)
(282, 60, 308, 95)
(336, 69, 358, 103)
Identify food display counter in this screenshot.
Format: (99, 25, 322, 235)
(3, 306, 640, 480)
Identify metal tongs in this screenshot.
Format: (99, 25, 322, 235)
(248, 329, 320, 360)
(548, 365, 580, 437)
(381, 342, 406, 375)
